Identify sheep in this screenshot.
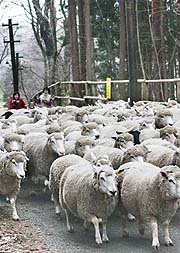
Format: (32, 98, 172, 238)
(23, 132, 65, 186)
(9, 115, 34, 126)
(17, 118, 50, 133)
(49, 154, 89, 214)
(99, 125, 127, 139)
(33, 107, 49, 122)
(139, 128, 160, 142)
(128, 130, 141, 145)
(141, 138, 176, 150)
(155, 109, 173, 129)
(112, 133, 134, 150)
(160, 125, 177, 144)
(65, 122, 100, 142)
(61, 120, 82, 130)
(65, 136, 95, 156)
(0, 151, 28, 220)
(3, 133, 23, 152)
(120, 145, 148, 164)
(59, 157, 118, 245)
(116, 162, 180, 249)
(0, 118, 17, 137)
(45, 124, 62, 134)
(63, 125, 82, 137)
(84, 146, 124, 169)
(146, 145, 180, 167)
(74, 136, 95, 157)
(75, 108, 89, 123)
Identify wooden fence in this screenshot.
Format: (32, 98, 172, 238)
(32, 78, 180, 105)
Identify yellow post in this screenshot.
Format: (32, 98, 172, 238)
(106, 77, 111, 99)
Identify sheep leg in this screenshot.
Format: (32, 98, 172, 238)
(163, 220, 173, 246)
(90, 216, 102, 245)
(102, 222, 109, 242)
(138, 220, 145, 235)
(64, 209, 74, 232)
(84, 220, 90, 231)
(150, 218, 160, 249)
(121, 214, 129, 237)
(10, 197, 19, 221)
(53, 194, 61, 215)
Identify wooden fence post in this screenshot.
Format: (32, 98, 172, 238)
(177, 82, 180, 102)
(141, 81, 148, 101)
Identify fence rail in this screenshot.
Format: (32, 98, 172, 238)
(32, 78, 180, 104)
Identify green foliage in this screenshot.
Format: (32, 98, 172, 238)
(91, 0, 120, 80)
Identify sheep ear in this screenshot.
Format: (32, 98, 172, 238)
(160, 171, 168, 179)
(20, 151, 29, 161)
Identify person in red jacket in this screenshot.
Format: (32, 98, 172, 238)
(9, 92, 27, 110)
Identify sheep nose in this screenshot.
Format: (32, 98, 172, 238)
(59, 152, 65, 156)
(110, 191, 117, 196)
(95, 134, 100, 140)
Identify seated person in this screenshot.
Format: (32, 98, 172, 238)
(9, 92, 27, 110)
(38, 87, 52, 107)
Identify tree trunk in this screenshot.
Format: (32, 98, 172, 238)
(119, 0, 127, 100)
(68, 0, 83, 99)
(84, 0, 93, 81)
(78, 0, 86, 80)
(151, 0, 164, 101)
(177, 0, 180, 77)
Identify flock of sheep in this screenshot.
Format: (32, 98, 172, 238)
(1, 99, 180, 249)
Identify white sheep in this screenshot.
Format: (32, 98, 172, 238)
(146, 145, 180, 167)
(84, 145, 124, 169)
(49, 154, 89, 214)
(59, 158, 118, 245)
(155, 109, 173, 129)
(3, 133, 23, 152)
(23, 132, 65, 186)
(116, 162, 180, 249)
(0, 151, 28, 220)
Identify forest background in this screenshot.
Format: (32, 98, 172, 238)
(0, 0, 180, 103)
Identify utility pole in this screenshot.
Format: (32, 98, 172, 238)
(126, 0, 140, 106)
(2, 19, 20, 93)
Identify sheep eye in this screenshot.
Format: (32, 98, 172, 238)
(97, 163, 101, 167)
(12, 160, 17, 165)
(100, 177, 105, 181)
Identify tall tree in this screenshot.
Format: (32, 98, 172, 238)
(119, 0, 127, 100)
(84, 0, 93, 80)
(68, 0, 83, 98)
(151, 0, 164, 101)
(78, 0, 86, 80)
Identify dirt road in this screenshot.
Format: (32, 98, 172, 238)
(1, 181, 180, 253)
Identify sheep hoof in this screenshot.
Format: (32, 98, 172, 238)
(122, 230, 129, 238)
(164, 240, 174, 247)
(152, 240, 160, 250)
(13, 215, 19, 221)
(67, 226, 74, 233)
(96, 238, 102, 246)
(152, 245, 160, 250)
(102, 237, 109, 243)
